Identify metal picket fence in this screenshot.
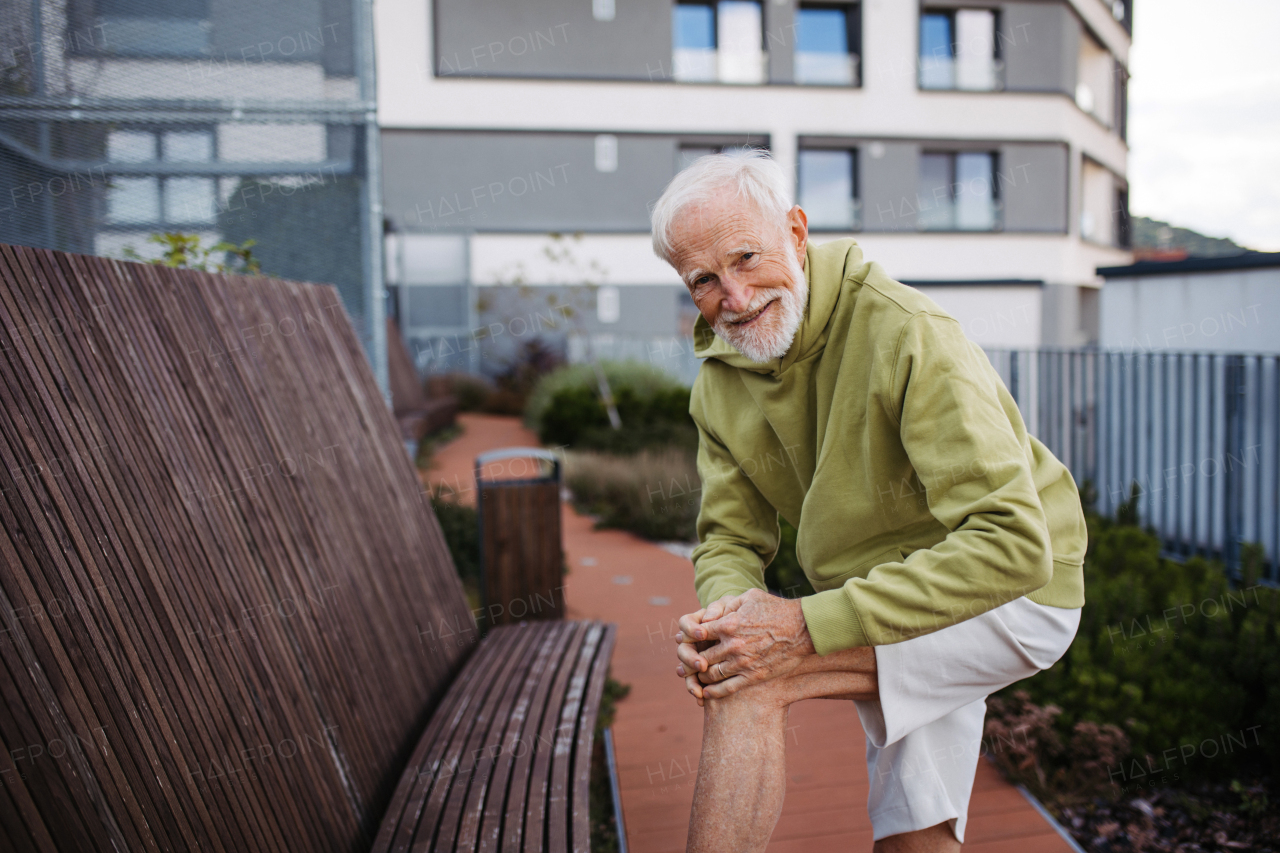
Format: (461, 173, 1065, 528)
(985, 349, 1280, 583)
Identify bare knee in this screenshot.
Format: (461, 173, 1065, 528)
(702, 676, 793, 720)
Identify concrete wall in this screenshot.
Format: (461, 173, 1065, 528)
(1002, 2, 1078, 94)
(433, 0, 672, 80)
(765, 0, 798, 85)
(208, 0, 354, 75)
(1100, 269, 1280, 354)
(911, 284, 1043, 349)
(1040, 282, 1096, 347)
(858, 141, 921, 232)
(999, 142, 1068, 232)
(381, 130, 681, 232)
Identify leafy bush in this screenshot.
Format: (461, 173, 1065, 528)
(444, 373, 494, 412)
(541, 384, 697, 454)
(986, 493, 1280, 802)
(525, 360, 692, 452)
(123, 231, 261, 273)
(429, 487, 480, 606)
(764, 517, 816, 599)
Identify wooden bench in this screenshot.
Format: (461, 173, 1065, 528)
(387, 317, 459, 447)
(0, 243, 616, 853)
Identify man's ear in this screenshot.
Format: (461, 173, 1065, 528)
(788, 205, 809, 265)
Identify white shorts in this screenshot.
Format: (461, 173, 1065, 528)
(852, 596, 1081, 843)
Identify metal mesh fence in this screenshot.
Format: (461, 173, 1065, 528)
(0, 0, 385, 387)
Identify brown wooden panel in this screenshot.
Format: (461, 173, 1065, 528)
(479, 480, 564, 626)
(0, 243, 476, 853)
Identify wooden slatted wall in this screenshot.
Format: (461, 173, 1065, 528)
(0, 244, 477, 852)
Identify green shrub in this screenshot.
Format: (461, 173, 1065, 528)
(525, 360, 690, 446)
(764, 517, 816, 599)
(988, 501, 1280, 799)
(445, 372, 494, 412)
(429, 487, 480, 605)
(541, 383, 697, 454)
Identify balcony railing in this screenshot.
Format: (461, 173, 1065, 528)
(673, 48, 767, 84)
(794, 52, 859, 86)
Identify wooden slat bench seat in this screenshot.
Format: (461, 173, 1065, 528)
(374, 620, 616, 853)
(0, 242, 615, 853)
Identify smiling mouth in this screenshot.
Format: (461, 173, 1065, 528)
(731, 299, 775, 326)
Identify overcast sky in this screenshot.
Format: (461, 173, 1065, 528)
(1127, 0, 1280, 251)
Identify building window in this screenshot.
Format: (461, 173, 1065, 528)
(673, 1, 766, 84)
(105, 128, 217, 227)
(1080, 157, 1125, 247)
(94, 0, 211, 57)
(919, 9, 999, 91)
(798, 149, 858, 230)
(795, 4, 859, 86)
(1114, 187, 1131, 249)
(1076, 32, 1115, 127)
(918, 151, 999, 231)
(1114, 61, 1129, 141)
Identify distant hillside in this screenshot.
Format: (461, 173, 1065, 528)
(1132, 216, 1252, 258)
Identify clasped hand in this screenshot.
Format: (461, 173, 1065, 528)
(673, 588, 816, 705)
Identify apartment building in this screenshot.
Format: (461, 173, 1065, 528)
(377, 0, 1134, 381)
(0, 0, 386, 384)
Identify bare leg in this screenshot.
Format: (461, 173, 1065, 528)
(687, 647, 962, 852)
(687, 650, 878, 852)
(686, 674, 791, 853)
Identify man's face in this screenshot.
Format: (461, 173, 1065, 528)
(668, 189, 810, 363)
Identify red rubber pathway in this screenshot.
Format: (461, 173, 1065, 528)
(424, 413, 1075, 853)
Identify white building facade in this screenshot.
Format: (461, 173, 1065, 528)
(374, 0, 1135, 380)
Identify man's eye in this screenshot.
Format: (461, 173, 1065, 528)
(741, 252, 755, 261)
(694, 276, 711, 286)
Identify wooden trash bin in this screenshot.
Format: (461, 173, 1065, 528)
(475, 447, 565, 626)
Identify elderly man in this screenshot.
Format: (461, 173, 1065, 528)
(650, 150, 1087, 852)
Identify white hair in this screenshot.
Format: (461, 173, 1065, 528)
(650, 148, 793, 267)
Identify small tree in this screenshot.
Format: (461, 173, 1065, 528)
(487, 232, 621, 428)
(123, 232, 262, 274)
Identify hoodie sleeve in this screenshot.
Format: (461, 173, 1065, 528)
(799, 310, 1055, 653)
(688, 386, 778, 609)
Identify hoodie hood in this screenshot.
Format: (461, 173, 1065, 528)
(692, 238, 864, 379)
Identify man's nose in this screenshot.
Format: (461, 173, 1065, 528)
(718, 274, 753, 313)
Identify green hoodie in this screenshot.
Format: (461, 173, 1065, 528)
(688, 238, 1087, 655)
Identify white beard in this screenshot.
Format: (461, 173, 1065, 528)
(712, 255, 809, 364)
